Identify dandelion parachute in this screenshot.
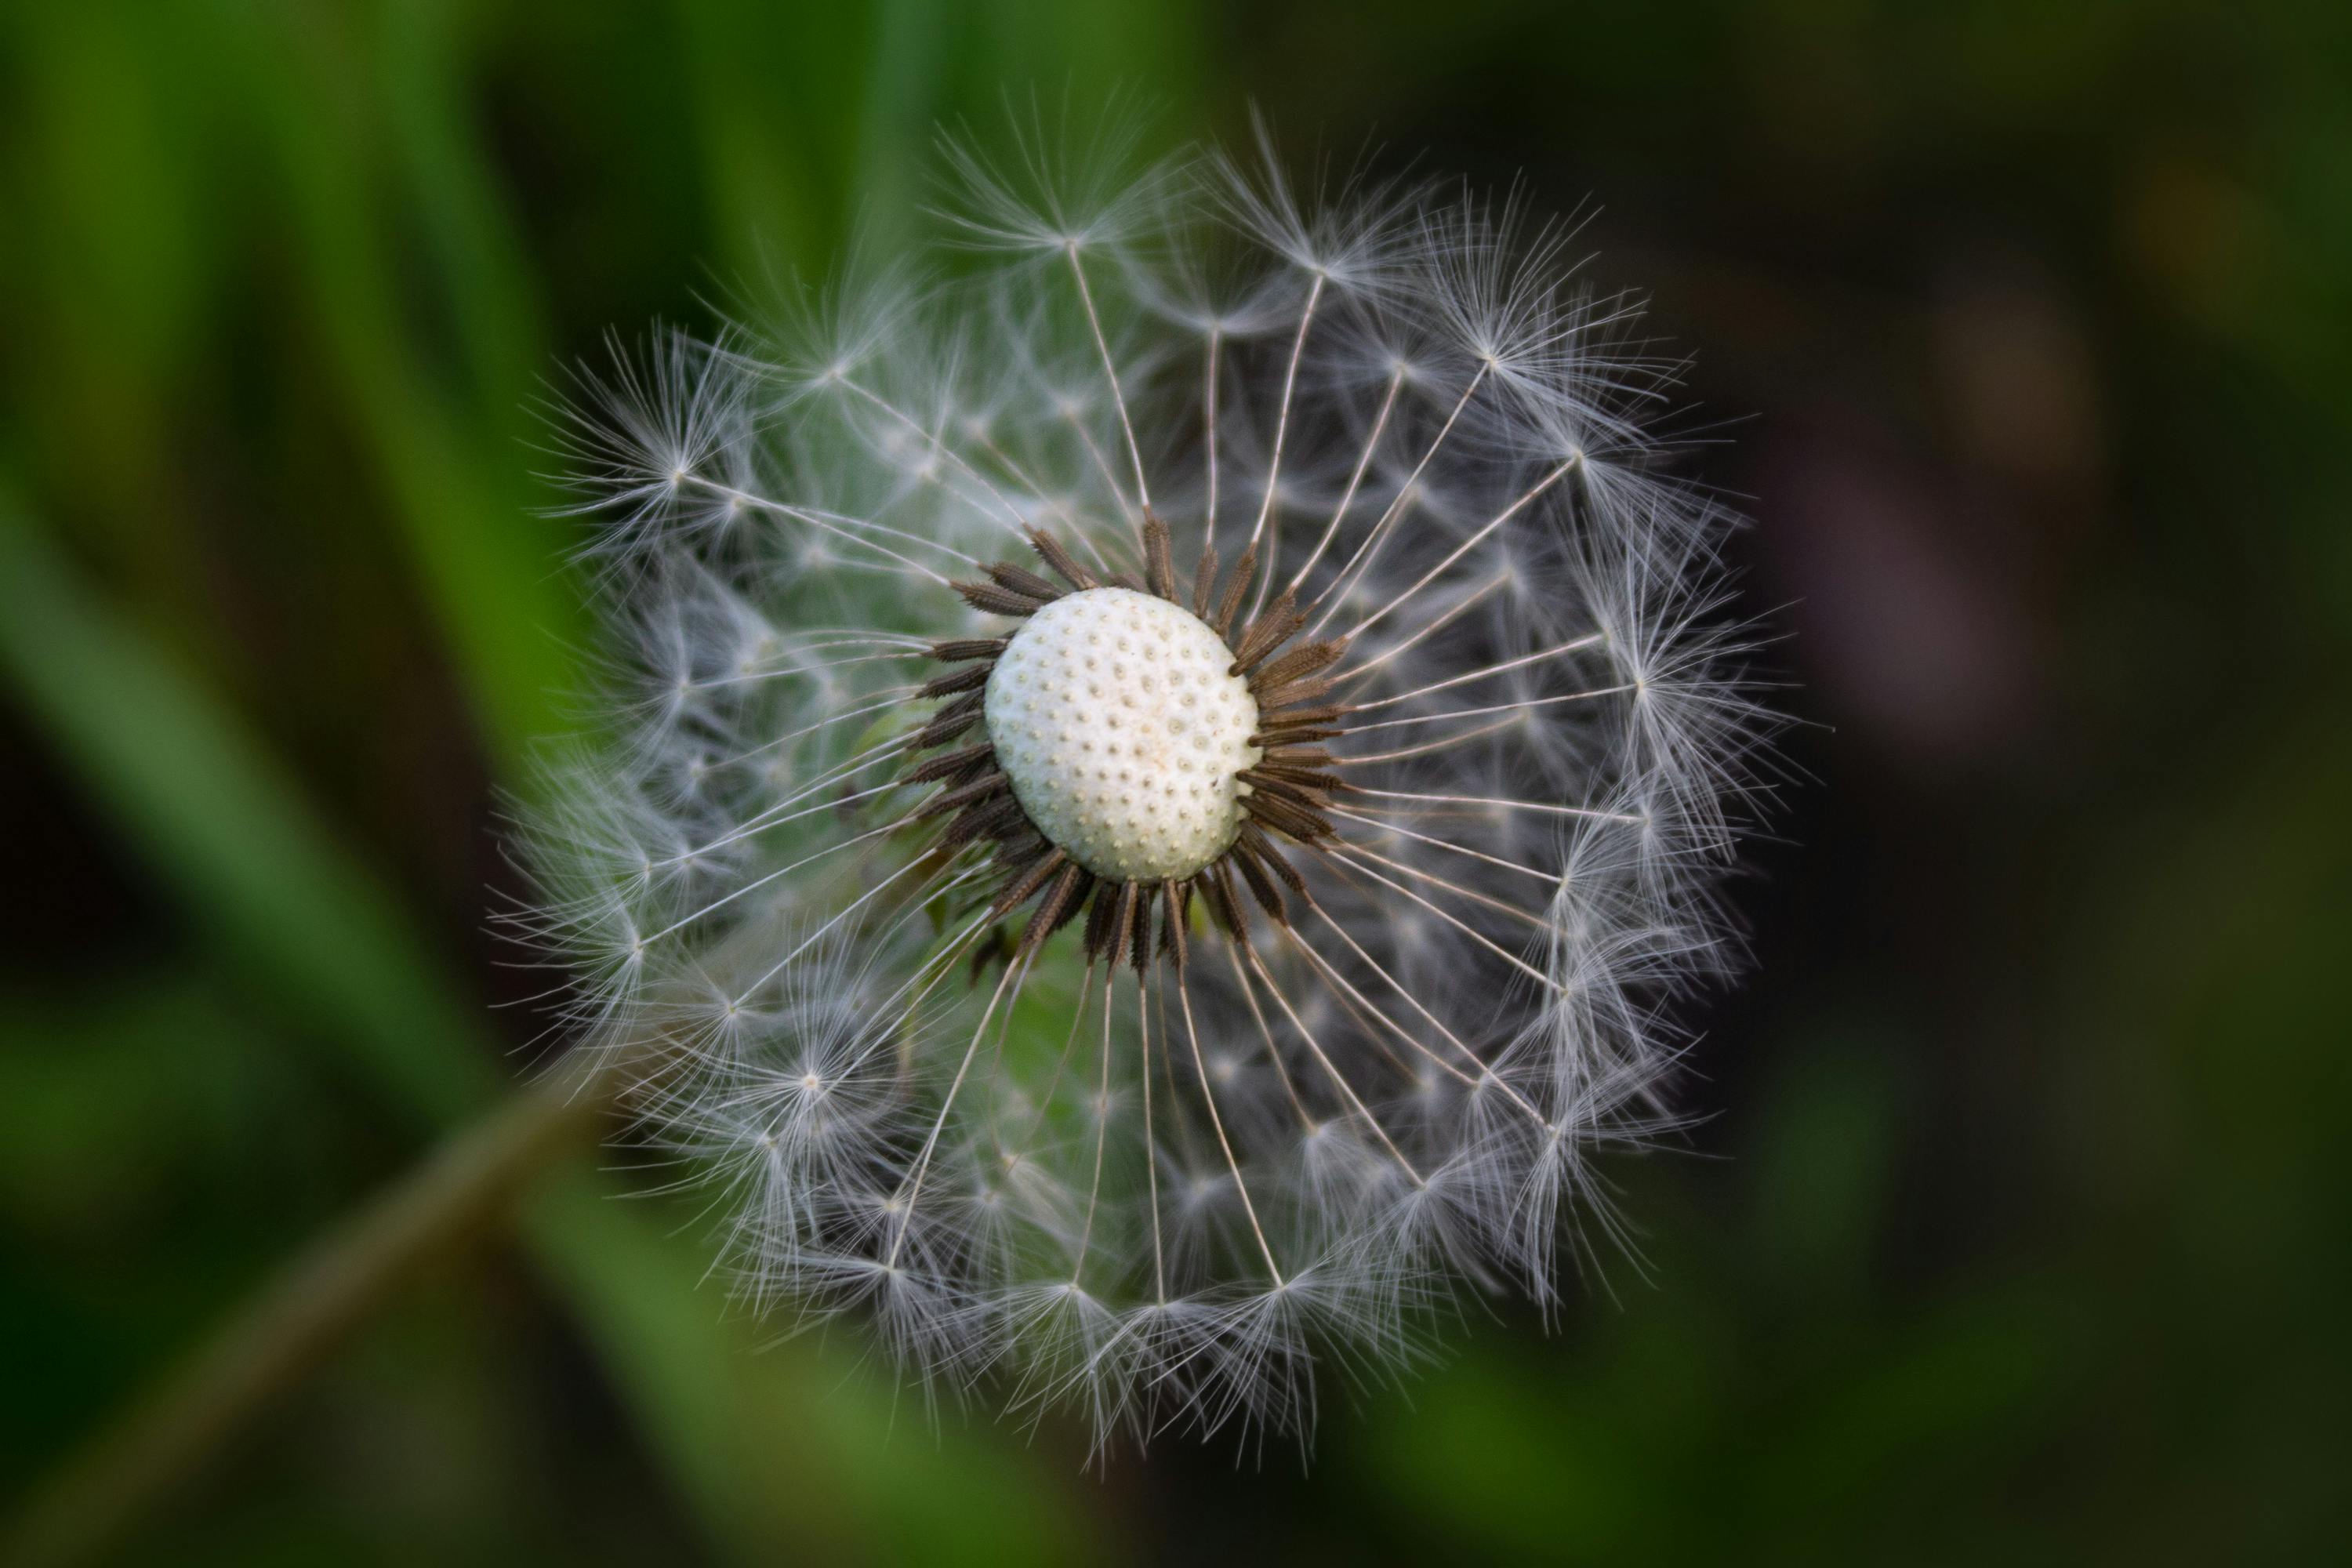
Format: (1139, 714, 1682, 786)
(519, 121, 1776, 1453)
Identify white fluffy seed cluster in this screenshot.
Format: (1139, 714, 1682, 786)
(983, 587, 1261, 882)
(532, 124, 1779, 1454)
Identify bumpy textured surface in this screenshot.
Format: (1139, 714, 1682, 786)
(983, 587, 1261, 882)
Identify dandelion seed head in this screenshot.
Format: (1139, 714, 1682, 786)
(985, 587, 1261, 882)
(518, 114, 1780, 1454)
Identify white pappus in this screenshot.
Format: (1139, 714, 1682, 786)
(517, 119, 1777, 1457)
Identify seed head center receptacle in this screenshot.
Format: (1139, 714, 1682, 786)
(982, 586, 1261, 883)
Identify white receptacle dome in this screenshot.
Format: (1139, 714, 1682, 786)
(982, 587, 1261, 883)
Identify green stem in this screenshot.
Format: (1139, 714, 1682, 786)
(2, 1047, 638, 1568)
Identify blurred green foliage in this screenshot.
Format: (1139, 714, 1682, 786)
(1, 1, 2347, 1563)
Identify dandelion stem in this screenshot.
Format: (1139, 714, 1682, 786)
(0, 1043, 644, 1568)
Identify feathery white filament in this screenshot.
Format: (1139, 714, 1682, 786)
(524, 122, 1779, 1455)
(985, 588, 1260, 881)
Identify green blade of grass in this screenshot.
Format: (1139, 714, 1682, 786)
(209, 6, 579, 773)
(0, 502, 498, 1123)
(0, 497, 1089, 1562)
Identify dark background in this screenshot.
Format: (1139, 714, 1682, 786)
(3, 2, 2346, 1562)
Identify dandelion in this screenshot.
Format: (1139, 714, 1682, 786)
(521, 120, 1775, 1454)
